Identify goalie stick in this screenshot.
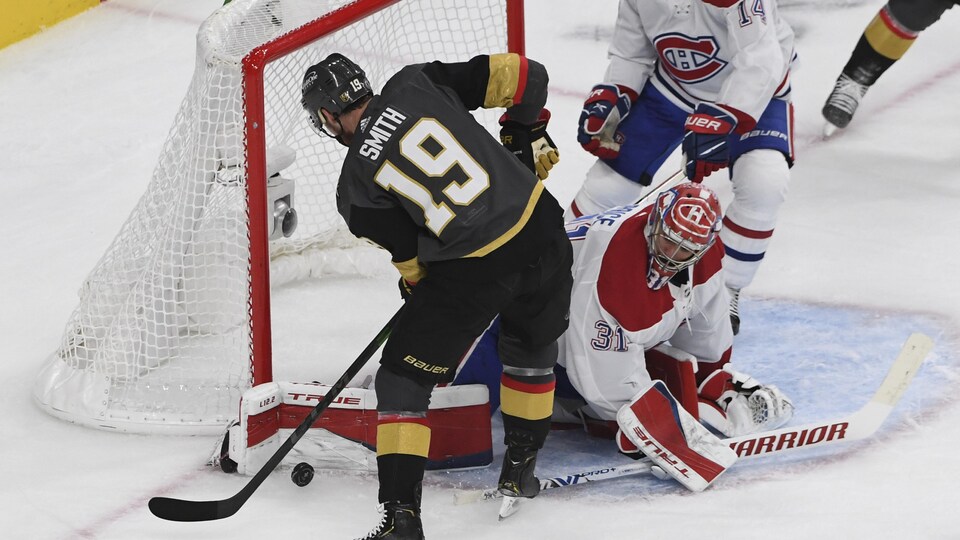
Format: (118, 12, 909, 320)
(148, 305, 404, 522)
(634, 168, 686, 205)
(457, 332, 933, 509)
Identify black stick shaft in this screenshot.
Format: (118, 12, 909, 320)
(149, 306, 404, 522)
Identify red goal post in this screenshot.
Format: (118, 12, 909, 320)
(34, 0, 525, 434)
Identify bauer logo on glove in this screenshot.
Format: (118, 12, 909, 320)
(576, 83, 637, 160)
(499, 109, 560, 180)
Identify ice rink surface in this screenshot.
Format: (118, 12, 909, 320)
(1, 0, 959, 538)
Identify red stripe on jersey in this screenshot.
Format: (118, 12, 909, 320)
(513, 56, 529, 103)
(570, 200, 584, 218)
(500, 374, 555, 394)
(378, 414, 430, 427)
(722, 216, 774, 239)
(700, 0, 739, 6)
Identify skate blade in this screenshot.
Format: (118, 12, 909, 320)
(498, 496, 524, 521)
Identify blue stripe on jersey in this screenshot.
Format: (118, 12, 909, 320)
(724, 245, 766, 262)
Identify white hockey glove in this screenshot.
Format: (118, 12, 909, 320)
(697, 365, 794, 437)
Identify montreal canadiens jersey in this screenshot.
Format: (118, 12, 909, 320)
(336, 56, 559, 277)
(605, 0, 795, 123)
(558, 203, 733, 421)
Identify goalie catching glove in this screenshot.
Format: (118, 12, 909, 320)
(697, 365, 794, 437)
(499, 109, 559, 180)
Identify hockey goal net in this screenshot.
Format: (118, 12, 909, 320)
(34, 0, 524, 434)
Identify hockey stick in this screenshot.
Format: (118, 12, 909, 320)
(633, 168, 687, 205)
(149, 305, 404, 522)
(457, 332, 933, 505)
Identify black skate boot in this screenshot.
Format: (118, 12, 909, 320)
(822, 73, 869, 132)
(356, 501, 424, 540)
(497, 446, 540, 498)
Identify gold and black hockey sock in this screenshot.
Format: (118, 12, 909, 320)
(499, 372, 555, 449)
(376, 414, 431, 505)
(843, 6, 918, 86)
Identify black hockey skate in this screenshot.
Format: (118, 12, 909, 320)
(497, 447, 541, 498)
(822, 73, 869, 131)
(356, 502, 424, 540)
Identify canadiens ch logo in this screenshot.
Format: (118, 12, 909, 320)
(654, 33, 727, 84)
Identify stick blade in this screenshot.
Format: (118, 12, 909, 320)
(872, 332, 933, 408)
(149, 496, 237, 522)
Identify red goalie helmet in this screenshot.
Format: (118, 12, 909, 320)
(646, 182, 722, 289)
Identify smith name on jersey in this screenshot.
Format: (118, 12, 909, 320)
(335, 54, 564, 282)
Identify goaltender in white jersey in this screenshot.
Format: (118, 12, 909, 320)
(573, 0, 797, 335)
(557, 182, 792, 443)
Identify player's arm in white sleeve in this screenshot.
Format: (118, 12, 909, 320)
(714, 1, 787, 128)
(604, 0, 656, 92)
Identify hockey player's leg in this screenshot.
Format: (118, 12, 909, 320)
(697, 365, 794, 437)
(496, 229, 572, 499)
(360, 271, 517, 538)
(823, 0, 952, 132)
(362, 367, 431, 540)
(722, 148, 790, 334)
(565, 160, 647, 220)
(497, 358, 555, 499)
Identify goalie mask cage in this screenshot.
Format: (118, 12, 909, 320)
(34, 0, 524, 434)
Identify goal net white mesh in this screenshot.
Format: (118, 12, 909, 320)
(34, 0, 517, 434)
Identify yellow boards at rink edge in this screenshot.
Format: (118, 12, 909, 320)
(1, 0, 101, 50)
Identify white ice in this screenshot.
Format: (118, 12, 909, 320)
(1, 0, 959, 538)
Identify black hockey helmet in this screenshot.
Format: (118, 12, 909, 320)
(301, 53, 373, 136)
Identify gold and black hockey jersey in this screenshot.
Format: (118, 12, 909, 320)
(336, 54, 564, 283)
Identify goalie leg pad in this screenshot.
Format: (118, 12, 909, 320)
(223, 382, 493, 474)
(616, 381, 737, 492)
(645, 344, 700, 418)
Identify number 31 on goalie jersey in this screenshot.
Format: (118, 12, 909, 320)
(591, 320, 628, 352)
(373, 118, 490, 236)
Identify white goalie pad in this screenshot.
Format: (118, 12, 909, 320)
(617, 380, 738, 492)
(697, 365, 795, 437)
(216, 382, 492, 475)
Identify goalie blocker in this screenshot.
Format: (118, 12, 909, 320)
(217, 382, 492, 475)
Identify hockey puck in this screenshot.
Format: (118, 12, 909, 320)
(291, 462, 314, 487)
